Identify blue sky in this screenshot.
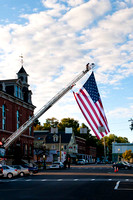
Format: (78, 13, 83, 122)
(0, 0, 133, 142)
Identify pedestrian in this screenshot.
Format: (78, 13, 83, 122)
(43, 159, 46, 170)
(63, 160, 67, 169)
(68, 157, 70, 169)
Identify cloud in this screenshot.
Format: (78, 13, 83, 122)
(108, 106, 133, 119)
(0, 0, 133, 133)
(67, 0, 84, 7)
(61, 0, 111, 31)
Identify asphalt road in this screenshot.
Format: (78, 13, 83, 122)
(0, 164, 133, 200)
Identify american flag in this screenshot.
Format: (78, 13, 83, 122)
(73, 72, 110, 139)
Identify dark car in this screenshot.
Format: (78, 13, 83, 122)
(22, 164, 38, 174)
(112, 161, 132, 170)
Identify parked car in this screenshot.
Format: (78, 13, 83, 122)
(49, 162, 64, 169)
(85, 160, 89, 164)
(2, 165, 18, 178)
(11, 165, 30, 177)
(123, 161, 132, 167)
(76, 159, 86, 165)
(21, 164, 38, 174)
(0, 164, 3, 177)
(112, 161, 132, 170)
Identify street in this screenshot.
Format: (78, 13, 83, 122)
(0, 164, 133, 200)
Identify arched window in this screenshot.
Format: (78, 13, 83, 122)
(2, 105, 6, 130)
(16, 110, 20, 129)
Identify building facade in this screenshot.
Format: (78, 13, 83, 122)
(0, 66, 35, 164)
(112, 142, 133, 162)
(34, 128, 97, 164)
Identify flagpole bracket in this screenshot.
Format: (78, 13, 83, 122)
(86, 63, 95, 71)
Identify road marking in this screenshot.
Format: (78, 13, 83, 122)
(114, 181, 120, 190)
(10, 179, 18, 182)
(2, 178, 133, 183)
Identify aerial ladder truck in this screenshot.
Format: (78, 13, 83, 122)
(2, 63, 94, 153)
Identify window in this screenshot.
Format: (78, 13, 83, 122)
(2, 105, 6, 130)
(16, 110, 20, 129)
(29, 145, 32, 156)
(53, 134, 58, 142)
(18, 87, 21, 98)
(16, 86, 21, 99)
(25, 144, 28, 155)
(29, 115, 32, 136)
(23, 143, 25, 155)
(16, 86, 18, 97)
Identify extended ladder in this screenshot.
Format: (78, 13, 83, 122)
(3, 63, 94, 149)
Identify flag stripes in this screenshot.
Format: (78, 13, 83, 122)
(73, 72, 109, 139)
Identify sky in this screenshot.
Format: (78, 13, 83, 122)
(0, 0, 133, 142)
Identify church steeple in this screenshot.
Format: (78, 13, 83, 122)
(17, 55, 29, 85)
(16, 56, 32, 104)
(17, 66, 29, 85)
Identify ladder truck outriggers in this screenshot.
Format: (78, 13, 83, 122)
(2, 63, 94, 152)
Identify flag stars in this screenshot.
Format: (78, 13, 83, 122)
(84, 72, 100, 103)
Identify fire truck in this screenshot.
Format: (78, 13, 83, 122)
(0, 63, 94, 160)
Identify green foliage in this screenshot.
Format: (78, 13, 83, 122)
(34, 119, 40, 127)
(58, 118, 79, 134)
(33, 117, 130, 161)
(129, 118, 133, 131)
(100, 134, 129, 161)
(122, 150, 133, 161)
(45, 117, 59, 127)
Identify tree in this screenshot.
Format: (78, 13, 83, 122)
(122, 150, 133, 161)
(34, 119, 40, 127)
(117, 136, 129, 143)
(34, 119, 43, 130)
(129, 118, 133, 131)
(100, 134, 129, 161)
(58, 118, 79, 134)
(45, 117, 59, 127)
(34, 124, 43, 130)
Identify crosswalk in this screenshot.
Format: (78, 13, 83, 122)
(1, 178, 133, 183)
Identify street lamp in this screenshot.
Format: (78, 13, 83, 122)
(118, 148, 120, 162)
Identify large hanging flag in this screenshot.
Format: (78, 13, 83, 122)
(73, 72, 110, 139)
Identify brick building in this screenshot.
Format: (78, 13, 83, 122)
(75, 136, 96, 163)
(0, 65, 35, 164)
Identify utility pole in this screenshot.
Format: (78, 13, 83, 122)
(59, 134, 61, 162)
(104, 137, 106, 162)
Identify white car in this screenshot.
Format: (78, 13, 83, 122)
(77, 159, 86, 165)
(122, 161, 132, 168)
(2, 165, 19, 178)
(11, 165, 30, 177)
(49, 162, 64, 169)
